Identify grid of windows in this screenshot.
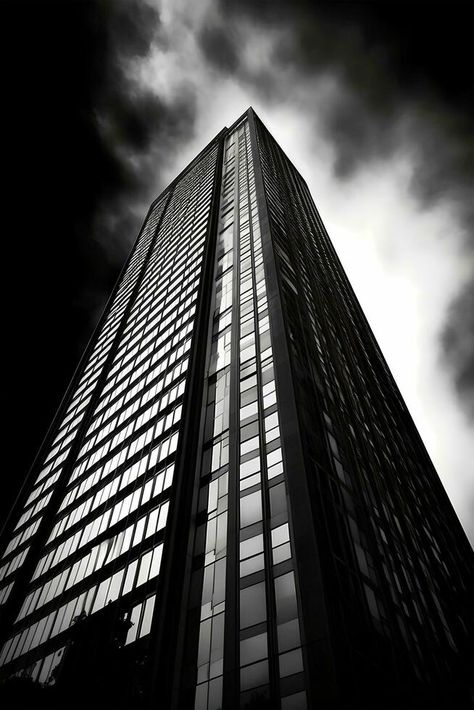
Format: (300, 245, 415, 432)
(0, 137, 221, 682)
(0, 195, 168, 589)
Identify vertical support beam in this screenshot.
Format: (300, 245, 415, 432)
(149, 133, 226, 710)
(221, 123, 242, 710)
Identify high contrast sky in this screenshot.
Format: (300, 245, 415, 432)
(3, 1, 473, 544)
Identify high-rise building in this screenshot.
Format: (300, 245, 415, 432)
(0, 108, 472, 710)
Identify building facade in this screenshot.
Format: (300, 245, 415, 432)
(0, 108, 472, 709)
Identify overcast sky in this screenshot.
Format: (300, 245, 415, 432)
(3, 1, 473, 544)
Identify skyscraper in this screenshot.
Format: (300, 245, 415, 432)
(0, 108, 472, 709)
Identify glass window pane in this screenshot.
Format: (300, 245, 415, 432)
(139, 595, 155, 638)
(274, 572, 298, 624)
(240, 582, 266, 629)
(240, 553, 265, 577)
(240, 631, 267, 666)
(240, 491, 262, 528)
(240, 659, 269, 691)
(281, 691, 307, 710)
(240, 456, 260, 480)
(279, 647, 304, 677)
(241, 421, 259, 442)
(273, 542, 292, 564)
(240, 472, 261, 491)
(149, 544, 163, 578)
(271, 523, 290, 548)
(240, 534, 264, 560)
(125, 602, 141, 645)
(270, 483, 287, 518)
(107, 568, 124, 602)
(241, 436, 260, 456)
(137, 550, 153, 586)
(277, 618, 301, 653)
(122, 559, 138, 596)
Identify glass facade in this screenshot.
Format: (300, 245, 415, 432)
(0, 109, 472, 710)
(0, 135, 222, 699)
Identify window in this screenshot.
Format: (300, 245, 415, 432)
(240, 491, 262, 528)
(274, 572, 298, 624)
(240, 631, 267, 666)
(279, 647, 303, 677)
(240, 659, 268, 691)
(240, 582, 266, 629)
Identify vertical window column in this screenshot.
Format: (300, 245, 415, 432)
(194, 131, 236, 710)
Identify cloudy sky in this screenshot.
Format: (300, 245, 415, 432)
(3, 0, 473, 544)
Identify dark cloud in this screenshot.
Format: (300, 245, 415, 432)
(202, 0, 474, 417)
(405, 106, 474, 239)
(441, 281, 474, 420)
(199, 13, 240, 73)
(101, 0, 159, 60)
(220, 0, 473, 112)
(94, 85, 198, 258)
(317, 90, 401, 179)
(2, 0, 196, 519)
